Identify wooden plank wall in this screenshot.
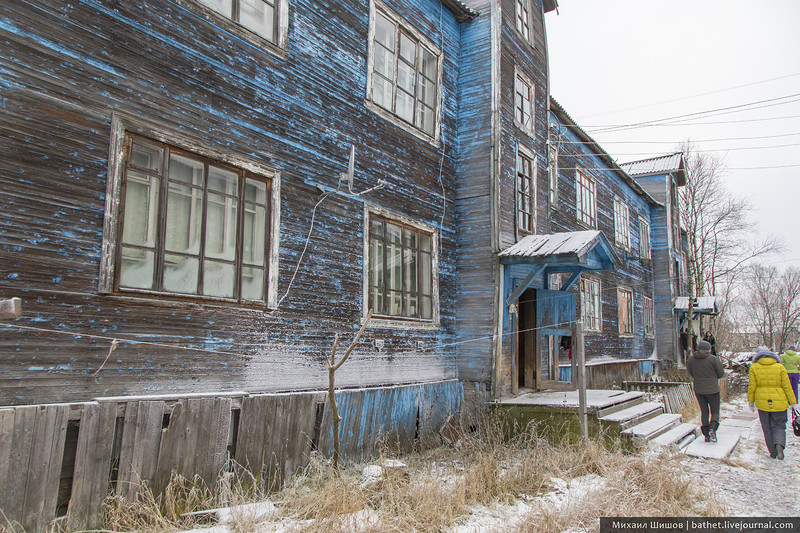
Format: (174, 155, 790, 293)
(0, 381, 461, 532)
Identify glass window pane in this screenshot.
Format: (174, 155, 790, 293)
(206, 192, 238, 261)
(163, 254, 199, 294)
(421, 295, 432, 319)
(243, 204, 267, 266)
(389, 291, 402, 315)
(389, 241, 402, 291)
(371, 217, 383, 237)
(166, 182, 203, 254)
(130, 142, 162, 172)
(372, 76, 392, 110)
(419, 77, 436, 107)
(119, 246, 155, 290)
(416, 105, 434, 136)
(396, 90, 414, 123)
(420, 233, 431, 252)
(203, 260, 235, 298)
(370, 237, 384, 291)
(399, 33, 416, 63)
(375, 13, 395, 49)
(122, 171, 160, 248)
(421, 252, 431, 295)
(244, 178, 268, 204)
(198, 0, 233, 17)
(397, 61, 415, 93)
(404, 248, 417, 292)
(406, 294, 417, 317)
(374, 46, 395, 79)
(240, 0, 275, 42)
(169, 154, 204, 186)
(421, 48, 436, 80)
(209, 166, 238, 194)
(241, 266, 265, 301)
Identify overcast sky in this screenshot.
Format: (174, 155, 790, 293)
(545, 0, 800, 269)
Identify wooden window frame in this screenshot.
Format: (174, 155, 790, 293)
(580, 277, 601, 333)
(99, 115, 281, 308)
(175, 0, 289, 56)
(514, 69, 535, 135)
(548, 144, 558, 210)
(516, 147, 536, 234)
(576, 169, 597, 229)
(366, 0, 443, 145)
(643, 295, 655, 338)
(617, 287, 634, 336)
(639, 216, 651, 262)
(514, 0, 536, 47)
(613, 198, 630, 250)
(363, 206, 439, 330)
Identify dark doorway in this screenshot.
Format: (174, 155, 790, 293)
(517, 288, 537, 389)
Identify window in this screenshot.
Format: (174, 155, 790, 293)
(113, 133, 272, 303)
(576, 169, 596, 228)
(368, 212, 436, 322)
(613, 198, 630, 249)
(368, 4, 441, 138)
(639, 217, 651, 261)
(514, 0, 536, 46)
(580, 277, 601, 333)
(193, 0, 286, 48)
(643, 295, 654, 337)
(516, 148, 535, 234)
(514, 71, 534, 134)
(617, 287, 634, 336)
(548, 144, 558, 209)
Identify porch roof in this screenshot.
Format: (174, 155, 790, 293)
(674, 296, 719, 315)
(498, 230, 619, 271)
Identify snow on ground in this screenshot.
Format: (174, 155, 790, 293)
(679, 393, 800, 517)
(177, 392, 799, 533)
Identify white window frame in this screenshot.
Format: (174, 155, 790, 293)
(513, 68, 535, 135)
(514, 0, 536, 47)
(516, 145, 536, 234)
(643, 295, 655, 338)
(548, 144, 558, 210)
(366, 0, 443, 145)
(576, 168, 597, 228)
(99, 114, 281, 308)
(617, 287, 634, 336)
(177, 0, 289, 55)
(613, 198, 630, 250)
(362, 205, 439, 330)
(639, 216, 651, 261)
(580, 277, 601, 333)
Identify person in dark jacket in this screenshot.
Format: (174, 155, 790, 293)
(703, 330, 717, 356)
(687, 340, 725, 442)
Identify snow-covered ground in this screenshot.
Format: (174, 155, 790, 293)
(177, 391, 799, 533)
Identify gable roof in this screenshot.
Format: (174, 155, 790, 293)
(619, 153, 687, 186)
(549, 98, 660, 207)
(498, 230, 619, 271)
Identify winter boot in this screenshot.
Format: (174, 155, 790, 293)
(701, 425, 710, 442)
(708, 420, 719, 443)
(776, 444, 784, 460)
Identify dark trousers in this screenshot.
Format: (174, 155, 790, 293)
(758, 409, 788, 456)
(695, 392, 720, 429)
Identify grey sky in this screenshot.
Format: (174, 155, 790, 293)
(545, 0, 800, 268)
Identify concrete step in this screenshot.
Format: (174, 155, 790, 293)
(684, 425, 741, 459)
(594, 391, 647, 418)
(622, 413, 682, 441)
(599, 401, 664, 429)
(651, 422, 698, 448)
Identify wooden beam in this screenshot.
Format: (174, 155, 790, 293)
(505, 264, 546, 306)
(0, 298, 21, 319)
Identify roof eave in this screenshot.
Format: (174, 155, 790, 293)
(441, 0, 480, 22)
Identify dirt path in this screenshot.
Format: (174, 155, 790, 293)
(681, 394, 800, 516)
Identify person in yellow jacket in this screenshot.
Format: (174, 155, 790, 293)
(780, 345, 800, 401)
(748, 347, 799, 460)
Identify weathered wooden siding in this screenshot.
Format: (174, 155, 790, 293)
(0, 0, 465, 405)
(0, 382, 461, 532)
(546, 108, 657, 364)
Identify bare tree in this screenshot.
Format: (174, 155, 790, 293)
(742, 266, 800, 352)
(678, 141, 783, 340)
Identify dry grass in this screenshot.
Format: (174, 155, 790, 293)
(98, 410, 727, 533)
(680, 396, 701, 424)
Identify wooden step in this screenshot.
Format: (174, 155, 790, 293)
(622, 413, 682, 441)
(651, 422, 698, 448)
(594, 391, 647, 418)
(599, 401, 663, 429)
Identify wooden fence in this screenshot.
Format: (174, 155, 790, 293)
(0, 380, 462, 533)
(623, 381, 695, 414)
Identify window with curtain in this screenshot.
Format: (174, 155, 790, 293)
(118, 134, 271, 303)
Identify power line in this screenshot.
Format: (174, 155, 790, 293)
(560, 132, 800, 146)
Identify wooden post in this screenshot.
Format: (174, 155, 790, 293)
(0, 297, 21, 319)
(575, 321, 588, 440)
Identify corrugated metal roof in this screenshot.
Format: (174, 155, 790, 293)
(499, 230, 603, 260)
(674, 296, 718, 314)
(619, 153, 686, 185)
(441, 0, 479, 21)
